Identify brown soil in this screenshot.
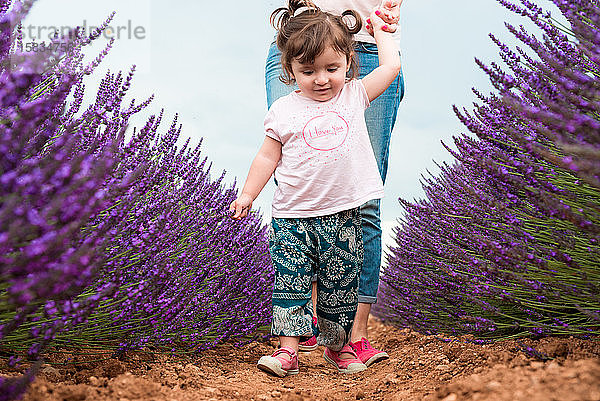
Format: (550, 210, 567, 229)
(3, 319, 600, 401)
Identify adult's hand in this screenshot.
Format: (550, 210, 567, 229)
(366, 0, 402, 35)
(380, 0, 402, 25)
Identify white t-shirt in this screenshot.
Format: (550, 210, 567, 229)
(313, 0, 401, 45)
(265, 79, 384, 218)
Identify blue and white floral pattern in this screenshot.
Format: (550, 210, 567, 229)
(269, 208, 363, 350)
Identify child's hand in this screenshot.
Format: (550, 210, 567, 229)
(230, 193, 253, 220)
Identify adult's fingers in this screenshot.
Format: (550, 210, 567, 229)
(382, 22, 398, 33)
(381, 0, 401, 24)
(383, 0, 403, 10)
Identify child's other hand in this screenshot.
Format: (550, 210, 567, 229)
(230, 193, 253, 220)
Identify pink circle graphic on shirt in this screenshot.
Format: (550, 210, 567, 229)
(302, 111, 349, 151)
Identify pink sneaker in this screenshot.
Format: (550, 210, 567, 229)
(257, 347, 299, 377)
(298, 335, 318, 351)
(348, 338, 389, 367)
(323, 344, 367, 374)
(299, 316, 318, 352)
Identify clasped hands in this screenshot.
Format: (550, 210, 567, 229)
(366, 0, 402, 35)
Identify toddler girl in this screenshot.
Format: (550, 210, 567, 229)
(230, 0, 401, 376)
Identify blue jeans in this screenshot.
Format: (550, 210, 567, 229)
(265, 41, 404, 304)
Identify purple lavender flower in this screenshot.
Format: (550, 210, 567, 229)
(375, 0, 600, 342)
(1, 1, 272, 399)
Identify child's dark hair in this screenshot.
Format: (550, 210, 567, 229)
(270, 0, 362, 85)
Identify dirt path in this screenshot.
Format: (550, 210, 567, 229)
(5, 319, 600, 401)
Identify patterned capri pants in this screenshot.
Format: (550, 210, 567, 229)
(269, 208, 363, 351)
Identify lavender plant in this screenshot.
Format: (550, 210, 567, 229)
(375, 0, 600, 340)
(1, 1, 272, 399)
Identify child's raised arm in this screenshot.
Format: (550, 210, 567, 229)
(361, 9, 402, 102)
(230, 136, 282, 220)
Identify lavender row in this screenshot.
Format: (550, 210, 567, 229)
(0, 1, 272, 399)
(374, 0, 599, 340)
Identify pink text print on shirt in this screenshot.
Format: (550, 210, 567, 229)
(302, 111, 349, 151)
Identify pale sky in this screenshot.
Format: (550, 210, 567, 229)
(22, 0, 562, 249)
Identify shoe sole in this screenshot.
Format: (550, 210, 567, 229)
(364, 352, 389, 367)
(298, 343, 318, 352)
(257, 359, 299, 377)
(323, 352, 367, 374)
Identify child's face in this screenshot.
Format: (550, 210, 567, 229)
(290, 46, 350, 102)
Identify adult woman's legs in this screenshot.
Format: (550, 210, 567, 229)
(351, 42, 404, 343)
